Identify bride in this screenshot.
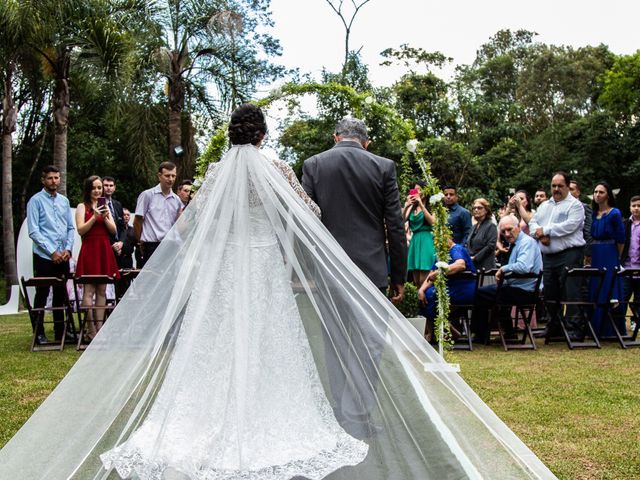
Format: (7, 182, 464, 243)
(0, 104, 557, 479)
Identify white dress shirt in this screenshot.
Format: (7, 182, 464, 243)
(528, 193, 585, 254)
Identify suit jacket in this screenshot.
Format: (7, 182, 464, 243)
(302, 141, 407, 288)
(464, 218, 497, 271)
(107, 197, 126, 244)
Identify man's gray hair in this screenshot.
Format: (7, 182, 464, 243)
(335, 116, 369, 141)
(499, 214, 519, 228)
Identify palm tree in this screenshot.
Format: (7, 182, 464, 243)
(0, 0, 32, 295)
(149, 0, 284, 180)
(23, 0, 142, 195)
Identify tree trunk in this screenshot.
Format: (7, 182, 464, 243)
(53, 78, 70, 196)
(2, 63, 18, 294)
(168, 50, 186, 180)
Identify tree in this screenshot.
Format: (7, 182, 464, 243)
(323, 0, 372, 73)
(0, 0, 34, 294)
(23, 0, 142, 195)
(149, 0, 284, 179)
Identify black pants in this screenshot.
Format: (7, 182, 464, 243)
(32, 254, 70, 340)
(542, 247, 584, 336)
(138, 242, 161, 268)
(473, 284, 535, 341)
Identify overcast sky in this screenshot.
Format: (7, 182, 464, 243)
(265, 0, 640, 90)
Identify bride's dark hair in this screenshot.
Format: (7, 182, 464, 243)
(228, 103, 267, 145)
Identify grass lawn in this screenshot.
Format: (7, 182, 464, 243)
(1, 312, 638, 479)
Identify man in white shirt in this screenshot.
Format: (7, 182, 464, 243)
(134, 162, 182, 267)
(529, 172, 585, 339)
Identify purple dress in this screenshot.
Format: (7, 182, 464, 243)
(590, 208, 626, 336)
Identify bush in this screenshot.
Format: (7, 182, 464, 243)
(394, 282, 420, 318)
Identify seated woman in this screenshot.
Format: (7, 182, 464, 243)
(417, 238, 476, 341)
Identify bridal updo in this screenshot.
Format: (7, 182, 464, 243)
(228, 104, 267, 146)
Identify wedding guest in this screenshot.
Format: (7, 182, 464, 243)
(589, 181, 626, 336)
(507, 189, 533, 231)
(418, 238, 476, 341)
(529, 171, 585, 340)
(570, 180, 593, 265)
(534, 189, 548, 207)
(101, 176, 126, 242)
(134, 161, 182, 267)
(443, 186, 472, 245)
(465, 198, 497, 272)
(472, 215, 542, 343)
(621, 196, 640, 305)
(75, 176, 120, 338)
(177, 179, 193, 208)
(403, 182, 436, 288)
(26, 165, 75, 344)
(117, 208, 136, 270)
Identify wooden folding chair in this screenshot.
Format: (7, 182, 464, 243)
(489, 271, 543, 351)
(546, 267, 603, 349)
(602, 268, 640, 348)
(73, 275, 117, 350)
(20, 276, 76, 352)
(448, 271, 480, 351)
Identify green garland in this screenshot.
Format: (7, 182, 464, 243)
(194, 82, 453, 351)
(407, 141, 453, 350)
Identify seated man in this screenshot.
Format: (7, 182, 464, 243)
(418, 238, 477, 341)
(473, 214, 543, 342)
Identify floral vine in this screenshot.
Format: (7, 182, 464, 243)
(407, 140, 453, 350)
(193, 82, 453, 354)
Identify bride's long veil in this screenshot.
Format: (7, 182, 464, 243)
(0, 146, 555, 479)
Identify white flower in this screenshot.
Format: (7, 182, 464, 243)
(406, 139, 418, 153)
(364, 95, 374, 105)
(193, 178, 203, 188)
(429, 192, 444, 204)
(435, 261, 449, 270)
(269, 86, 283, 98)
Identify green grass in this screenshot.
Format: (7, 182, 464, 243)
(1, 313, 638, 479)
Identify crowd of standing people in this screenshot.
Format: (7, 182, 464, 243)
(404, 172, 637, 343)
(25, 162, 188, 345)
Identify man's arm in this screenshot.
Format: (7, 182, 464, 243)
(27, 198, 57, 256)
(382, 161, 408, 289)
(544, 200, 585, 238)
(301, 157, 316, 201)
(133, 215, 143, 244)
(501, 239, 540, 275)
(461, 209, 472, 245)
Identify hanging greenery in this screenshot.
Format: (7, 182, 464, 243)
(194, 81, 452, 349)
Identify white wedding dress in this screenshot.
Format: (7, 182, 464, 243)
(0, 144, 558, 480)
(100, 153, 369, 478)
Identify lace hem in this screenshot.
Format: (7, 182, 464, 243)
(101, 435, 368, 480)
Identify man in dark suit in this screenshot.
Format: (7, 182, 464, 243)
(302, 117, 407, 300)
(102, 176, 126, 251)
(302, 117, 407, 438)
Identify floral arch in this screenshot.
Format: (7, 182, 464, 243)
(196, 82, 454, 351)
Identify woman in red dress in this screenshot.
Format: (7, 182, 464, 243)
(75, 175, 120, 338)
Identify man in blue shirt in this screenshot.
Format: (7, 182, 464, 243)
(26, 165, 75, 344)
(472, 214, 543, 342)
(444, 186, 472, 245)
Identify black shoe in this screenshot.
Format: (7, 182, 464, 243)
(35, 334, 49, 345)
(54, 333, 78, 343)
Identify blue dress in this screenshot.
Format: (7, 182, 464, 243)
(407, 210, 436, 271)
(590, 208, 626, 336)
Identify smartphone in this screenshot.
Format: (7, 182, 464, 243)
(97, 197, 107, 208)
(409, 188, 419, 196)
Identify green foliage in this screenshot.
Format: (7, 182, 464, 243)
(599, 50, 640, 120)
(394, 282, 419, 318)
(197, 125, 229, 175)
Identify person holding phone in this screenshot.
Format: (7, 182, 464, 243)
(403, 182, 436, 288)
(75, 175, 120, 339)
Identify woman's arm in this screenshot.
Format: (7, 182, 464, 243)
(416, 199, 435, 225)
(103, 208, 117, 235)
(273, 159, 321, 218)
(75, 204, 96, 237)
